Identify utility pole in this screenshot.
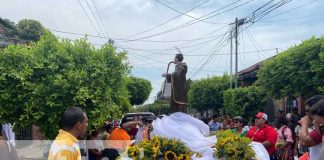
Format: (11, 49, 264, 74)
(229, 30, 233, 89)
(234, 17, 245, 89)
(235, 18, 239, 88)
(108, 38, 114, 45)
(276, 48, 279, 55)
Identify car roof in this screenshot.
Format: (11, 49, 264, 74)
(124, 112, 154, 115)
(119, 112, 155, 125)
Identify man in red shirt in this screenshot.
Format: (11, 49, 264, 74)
(246, 112, 278, 157)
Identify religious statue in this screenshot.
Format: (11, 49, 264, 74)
(162, 53, 188, 113)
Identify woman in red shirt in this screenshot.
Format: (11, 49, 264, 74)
(310, 100, 324, 142)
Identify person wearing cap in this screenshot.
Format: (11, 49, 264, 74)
(246, 112, 278, 157)
(231, 116, 249, 137)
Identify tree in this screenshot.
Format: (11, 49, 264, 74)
(223, 86, 267, 122)
(188, 75, 229, 116)
(0, 17, 18, 38)
(186, 78, 193, 91)
(17, 19, 44, 42)
(0, 32, 131, 138)
(310, 38, 324, 93)
(133, 100, 169, 116)
(127, 76, 152, 105)
(257, 37, 324, 99)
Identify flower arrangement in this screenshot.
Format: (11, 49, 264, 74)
(213, 130, 255, 160)
(127, 136, 192, 160)
(127, 146, 141, 159)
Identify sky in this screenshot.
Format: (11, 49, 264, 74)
(1, 0, 323, 104)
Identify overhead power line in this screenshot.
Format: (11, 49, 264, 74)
(130, 26, 230, 61)
(245, 29, 269, 59)
(89, 0, 109, 37)
(127, 0, 253, 41)
(245, 0, 291, 23)
(51, 28, 228, 43)
(155, 0, 222, 25)
(143, 0, 292, 60)
(259, 11, 324, 22)
(261, 0, 320, 20)
(76, 0, 104, 42)
(84, 0, 106, 37)
(252, 0, 292, 22)
(125, 0, 212, 39)
(190, 37, 229, 79)
(128, 49, 223, 74)
(190, 29, 231, 79)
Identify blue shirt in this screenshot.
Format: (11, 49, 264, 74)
(208, 121, 221, 131)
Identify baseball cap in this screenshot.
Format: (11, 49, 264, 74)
(255, 112, 268, 120)
(233, 116, 244, 121)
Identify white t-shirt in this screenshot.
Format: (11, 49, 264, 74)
(286, 113, 292, 120)
(135, 126, 145, 142)
(309, 143, 323, 160)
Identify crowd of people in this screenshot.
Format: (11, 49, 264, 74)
(1, 95, 323, 160)
(206, 95, 324, 160)
(47, 107, 157, 160)
(46, 94, 323, 160)
(45, 95, 324, 160)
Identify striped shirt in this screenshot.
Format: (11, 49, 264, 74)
(48, 130, 81, 160)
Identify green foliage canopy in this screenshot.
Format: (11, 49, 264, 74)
(223, 86, 267, 121)
(17, 19, 44, 42)
(257, 37, 324, 98)
(0, 32, 131, 138)
(0, 17, 18, 38)
(127, 76, 152, 105)
(133, 100, 169, 116)
(188, 75, 229, 113)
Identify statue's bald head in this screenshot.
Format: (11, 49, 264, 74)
(175, 53, 183, 62)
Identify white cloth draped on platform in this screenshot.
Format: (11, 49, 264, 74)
(151, 112, 270, 160)
(152, 112, 216, 160)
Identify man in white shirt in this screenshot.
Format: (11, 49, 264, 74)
(2, 123, 15, 147)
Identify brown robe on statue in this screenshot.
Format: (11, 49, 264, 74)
(166, 62, 188, 113)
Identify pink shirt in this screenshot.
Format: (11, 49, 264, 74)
(276, 125, 294, 143)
